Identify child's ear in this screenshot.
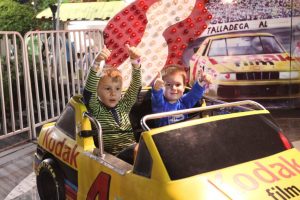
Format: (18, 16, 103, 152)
(96, 82, 102, 95)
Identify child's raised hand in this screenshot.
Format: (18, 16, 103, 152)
(153, 72, 164, 91)
(93, 46, 111, 73)
(198, 68, 212, 88)
(126, 44, 141, 60)
(95, 46, 111, 62)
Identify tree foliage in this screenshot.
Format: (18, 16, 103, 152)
(35, 0, 57, 11)
(0, 0, 118, 34)
(0, 0, 36, 35)
(0, 0, 57, 35)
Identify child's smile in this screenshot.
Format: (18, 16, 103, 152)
(163, 73, 185, 103)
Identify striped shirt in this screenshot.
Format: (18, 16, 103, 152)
(83, 68, 141, 155)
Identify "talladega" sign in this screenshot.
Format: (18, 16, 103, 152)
(201, 17, 298, 37)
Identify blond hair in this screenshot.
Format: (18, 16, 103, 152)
(162, 64, 187, 84)
(99, 67, 123, 83)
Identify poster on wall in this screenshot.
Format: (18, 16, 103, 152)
(103, 0, 300, 109)
(185, 0, 300, 108)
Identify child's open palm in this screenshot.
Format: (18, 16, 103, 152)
(198, 68, 212, 89)
(153, 72, 164, 91)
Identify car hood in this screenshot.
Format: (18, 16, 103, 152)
(207, 53, 300, 73)
(162, 148, 300, 200)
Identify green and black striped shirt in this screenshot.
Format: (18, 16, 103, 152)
(83, 68, 141, 155)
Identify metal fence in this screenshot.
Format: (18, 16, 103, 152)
(0, 31, 30, 143)
(0, 29, 103, 150)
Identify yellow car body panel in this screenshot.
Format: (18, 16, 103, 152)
(205, 148, 300, 200)
(37, 125, 81, 170)
(34, 95, 300, 199)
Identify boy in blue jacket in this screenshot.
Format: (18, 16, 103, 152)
(152, 65, 212, 127)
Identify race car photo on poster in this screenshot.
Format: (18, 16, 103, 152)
(33, 88, 300, 200)
(189, 32, 300, 100)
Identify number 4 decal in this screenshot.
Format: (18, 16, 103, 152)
(87, 172, 111, 200)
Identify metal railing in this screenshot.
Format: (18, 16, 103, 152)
(141, 100, 266, 131)
(0, 31, 31, 141)
(0, 29, 103, 148)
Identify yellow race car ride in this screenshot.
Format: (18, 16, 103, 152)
(34, 89, 300, 200)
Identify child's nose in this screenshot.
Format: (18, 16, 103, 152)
(110, 90, 116, 96)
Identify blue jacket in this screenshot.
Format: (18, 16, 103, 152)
(151, 82, 204, 127)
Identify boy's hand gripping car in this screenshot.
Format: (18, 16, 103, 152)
(34, 91, 300, 200)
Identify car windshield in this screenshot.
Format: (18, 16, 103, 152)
(208, 36, 284, 56)
(152, 114, 286, 180)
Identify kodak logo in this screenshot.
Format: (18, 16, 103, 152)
(42, 129, 79, 168)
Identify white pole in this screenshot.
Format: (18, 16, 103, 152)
(54, 0, 62, 78)
(56, 0, 61, 30)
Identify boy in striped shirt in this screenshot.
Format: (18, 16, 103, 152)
(83, 44, 141, 163)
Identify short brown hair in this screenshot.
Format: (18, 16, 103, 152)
(161, 64, 187, 83)
(99, 67, 123, 83)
